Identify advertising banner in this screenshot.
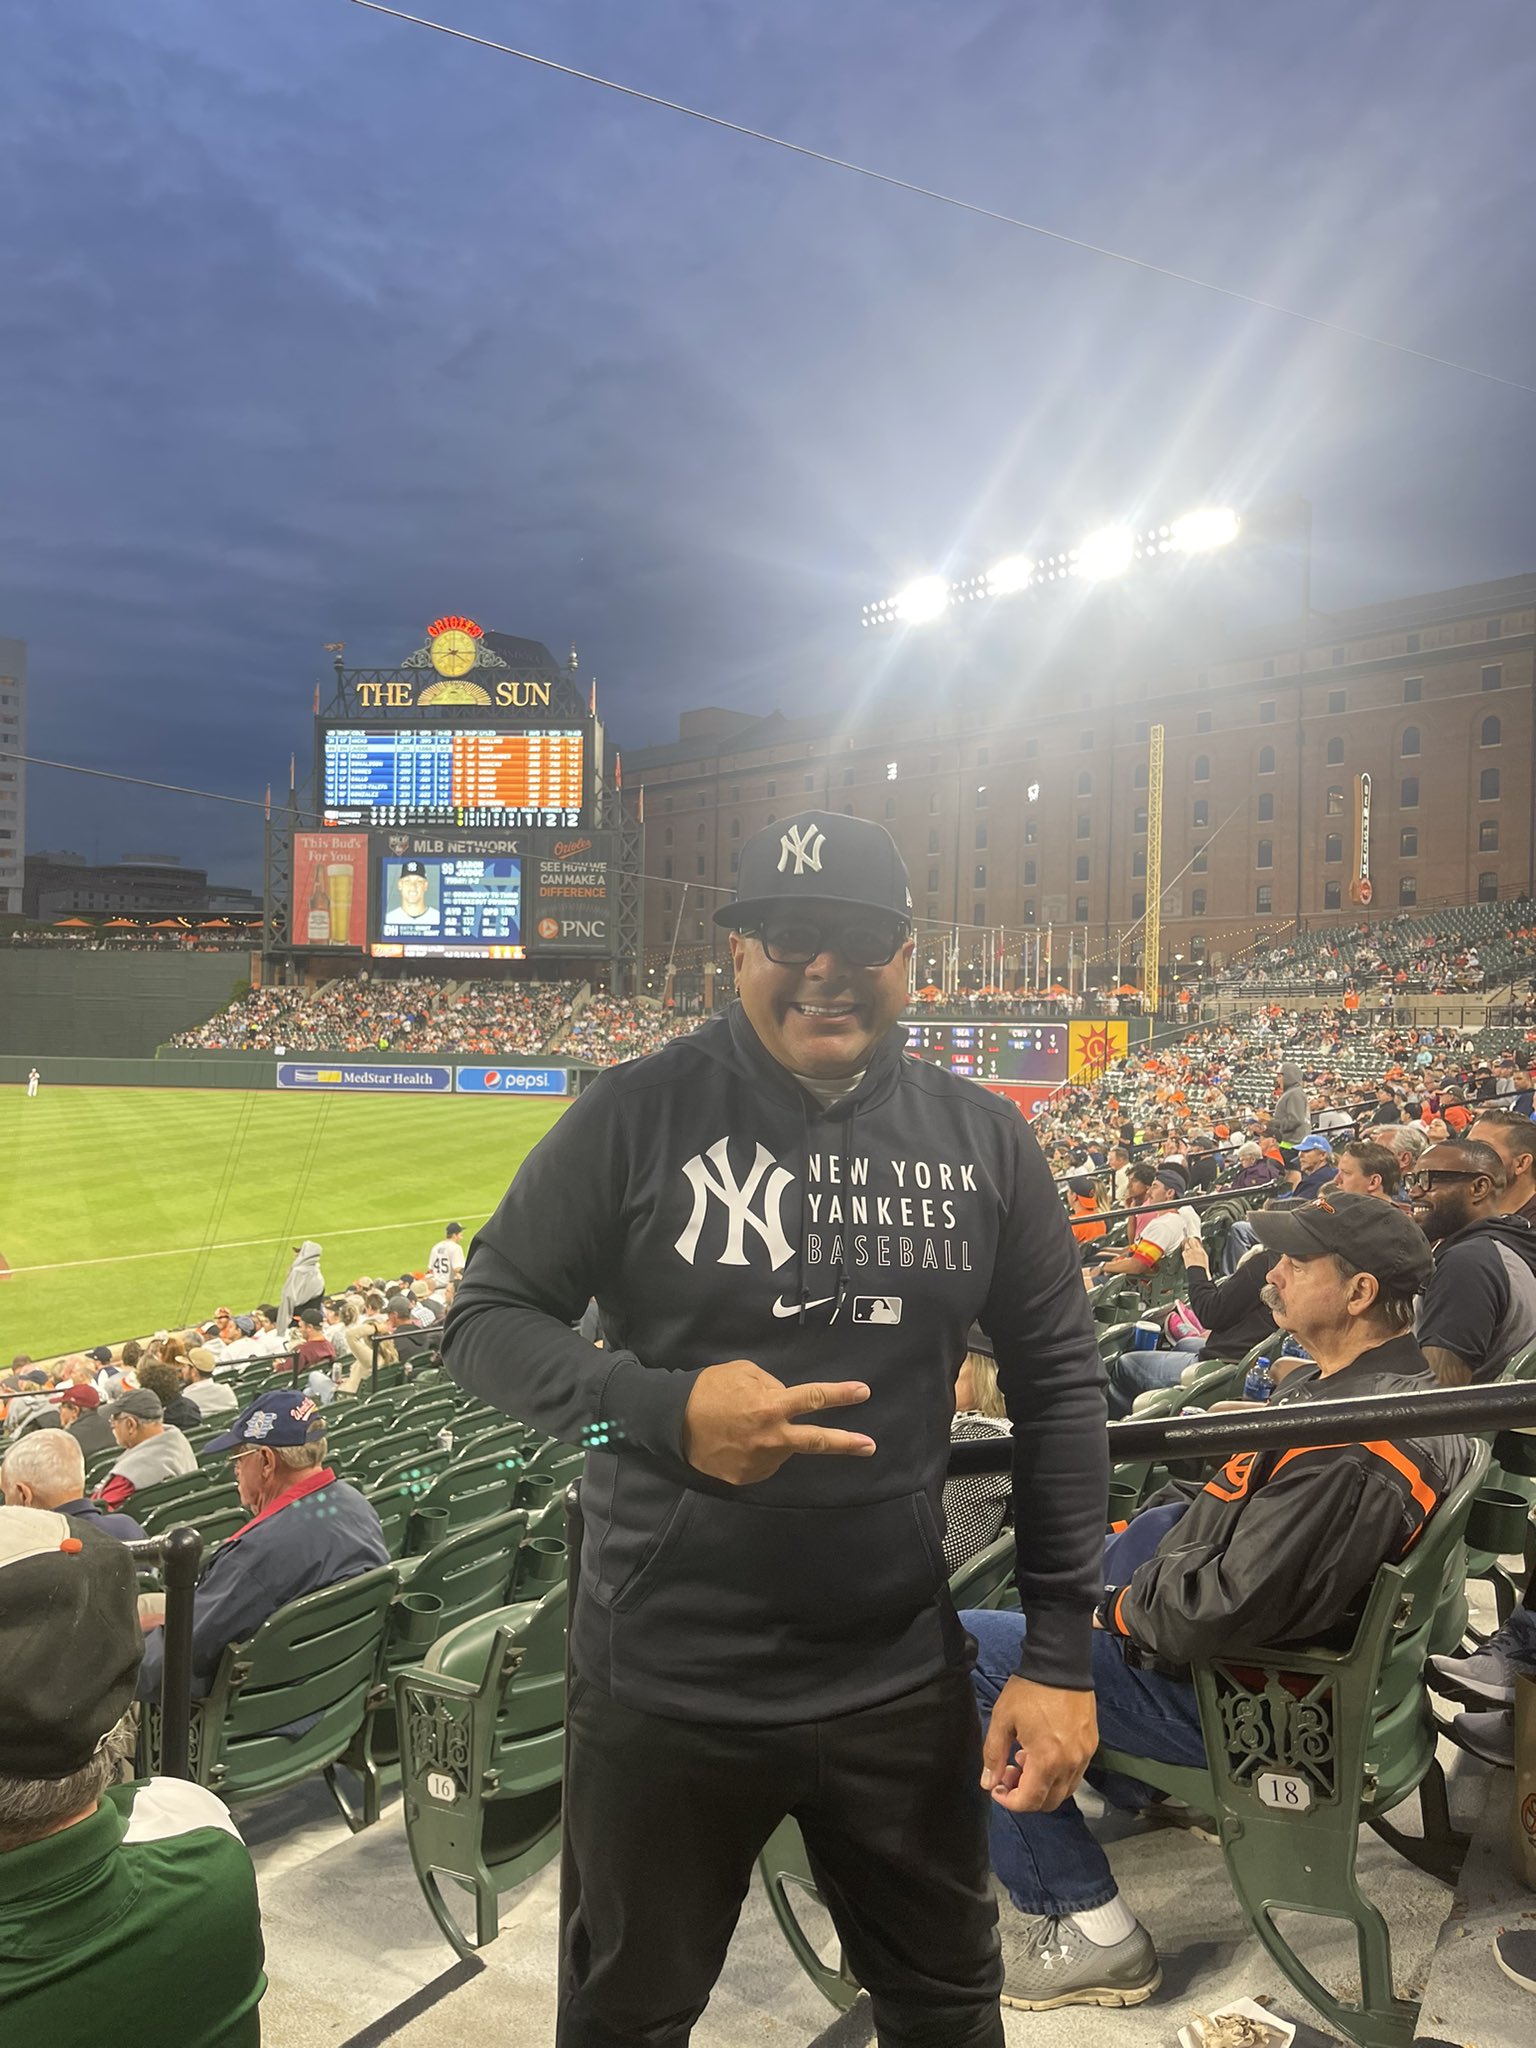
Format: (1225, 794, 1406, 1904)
(293, 832, 369, 949)
(276, 1062, 453, 1092)
(1068, 1020, 1130, 1078)
(455, 1065, 569, 1096)
(530, 833, 614, 952)
(1349, 772, 1373, 906)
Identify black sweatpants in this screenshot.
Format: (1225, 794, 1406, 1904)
(556, 1666, 1004, 2048)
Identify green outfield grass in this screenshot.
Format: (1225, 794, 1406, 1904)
(0, 1084, 568, 1361)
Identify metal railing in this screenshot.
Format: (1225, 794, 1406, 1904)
(125, 1526, 205, 1778)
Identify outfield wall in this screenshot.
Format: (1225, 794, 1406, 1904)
(0, 950, 254, 1058)
(0, 1054, 587, 1093)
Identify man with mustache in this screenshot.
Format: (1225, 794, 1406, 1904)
(965, 1193, 1473, 2008)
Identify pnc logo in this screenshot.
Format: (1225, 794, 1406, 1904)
(536, 918, 561, 940)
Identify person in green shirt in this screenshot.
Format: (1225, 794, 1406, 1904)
(0, 1506, 266, 2046)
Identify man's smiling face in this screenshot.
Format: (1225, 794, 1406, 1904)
(729, 914, 913, 1078)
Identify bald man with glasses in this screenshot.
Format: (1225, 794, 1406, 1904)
(1408, 1138, 1536, 1384)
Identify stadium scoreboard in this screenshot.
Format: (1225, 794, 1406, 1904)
(903, 1021, 1068, 1082)
(322, 725, 585, 828)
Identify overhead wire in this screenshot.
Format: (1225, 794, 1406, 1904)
(344, 0, 1536, 399)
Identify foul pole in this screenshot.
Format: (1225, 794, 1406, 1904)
(1144, 723, 1165, 1014)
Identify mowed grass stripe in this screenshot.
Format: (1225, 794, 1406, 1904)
(0, 1087, 567, 1358)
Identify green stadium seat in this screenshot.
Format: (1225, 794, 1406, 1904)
(405, 1449, 527, 1555)
(125, 1466, 220, 1524)
(137, 1564, 399, 1830)
(396, 1581, 569, 1956)
(138, 1481, 240, 1538)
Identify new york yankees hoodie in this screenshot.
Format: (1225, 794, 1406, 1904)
(443, 1002, 1108, 1723)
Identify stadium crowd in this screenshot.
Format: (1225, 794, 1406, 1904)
(163, 977, 688, 1062)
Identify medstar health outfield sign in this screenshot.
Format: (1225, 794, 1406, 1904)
(276, 1063, 454, 1092)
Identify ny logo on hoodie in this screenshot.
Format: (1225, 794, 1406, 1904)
(675, 1137, 795, 1270)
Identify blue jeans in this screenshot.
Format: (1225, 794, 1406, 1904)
(1107, 1335, 1204, 1419)
(964, 1606, 1206, 1916)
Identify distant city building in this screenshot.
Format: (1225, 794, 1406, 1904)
(23, 850, 260, 920)
(629, 573, 1536, 975)
(0, 637, 24, 914)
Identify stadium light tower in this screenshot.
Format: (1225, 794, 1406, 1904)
(861, 504, 1241, 625)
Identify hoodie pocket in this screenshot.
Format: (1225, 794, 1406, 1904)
(604, 1486, 950, 1640)
(607, 1485, 701, 1613)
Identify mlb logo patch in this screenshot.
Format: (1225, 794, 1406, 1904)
(851, 1296, 902, 1325)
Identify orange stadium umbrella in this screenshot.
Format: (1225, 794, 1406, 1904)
(918, 983, 942, 997)
(1047, 982, 1068, 995)
(54, 917, 92, 927)
(1115, 983, 1141, 995)
(199, 918, 233, 927)
(103, 918, 138, 928)
(148, 918, 186, 928)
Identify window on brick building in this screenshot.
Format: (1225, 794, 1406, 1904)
(1398, 876, 1417, 906)
(1192, 846, 1209, 872)
(1191, 888, 1206, 915)
(1076, 814, 1091, 839)
(975, 822, 988, 849)
(1257, 885, 1273, 911)
(1196, 710, 1212, 733)
(1193, 799, 1209, 828)
(1400, 726, 1420, 757)
(1327, 786, 1345, 816)
(1479, 871, 1499, 901)
(1481, 716, 1501, 747)
(1481, 768, 1501, 800)
(1400, 828, 1418, 857)
(1403, 676, 1423, 701)
(1256, 839, 1273, 868)
(974, 865, 987, 890)
(1328, 691, 1346, 713)
(1258, 792, 1274, 821)
(1134, 806, 1148, 833)
(1132, 893, 1146, 918)
(1480, 820, 1499, 852)
(1327, 738, 1345, 765)
(1193, 755, 1210, 781)
(1077, 771, 1091, 795)
(1325, 834, 1342, 863)
(1134, 764, 1148, 790)
(1324, 881, 1341, 909)
(1487, 619, 1502, 639)
(1075, 896, 1089, 920)
(1075, 856, 1090, 882)
(1483, 665, 1503, 692)
(1132, 848, 1146, 877)
(1258, 745, 1276, 774)
(1406, 634, 1420, 654)
(1024, 860, 1036, 885)
(1401, 777, 1419, 807)
(928, 866, 940, 892)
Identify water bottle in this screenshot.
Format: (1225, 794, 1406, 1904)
(1243, 1354, 1275, 1403)
(437, 1426, 455, 1455)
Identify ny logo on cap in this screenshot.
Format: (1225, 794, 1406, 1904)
(777, 823, 826, 875)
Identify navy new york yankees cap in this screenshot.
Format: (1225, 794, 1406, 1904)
(715, 811, 914, 929)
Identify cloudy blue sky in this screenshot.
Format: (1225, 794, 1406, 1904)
(2, 1, 1533, 885)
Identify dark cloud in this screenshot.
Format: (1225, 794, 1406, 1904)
(2, 0, 1533, 886)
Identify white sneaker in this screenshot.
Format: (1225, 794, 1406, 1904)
(997, 1911, 1161, 2011)
(1450, 1707, 1515, 1767)
(1429, 1619, 1529, 1708)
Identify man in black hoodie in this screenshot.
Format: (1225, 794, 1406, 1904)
(444, 812, 1108, 2047)
(1410, 1137, 1536, 1383)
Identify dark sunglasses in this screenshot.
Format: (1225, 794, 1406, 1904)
(746, 918, 909, 969)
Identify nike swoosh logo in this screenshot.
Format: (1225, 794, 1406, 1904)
(771, 1295, 836, 1318)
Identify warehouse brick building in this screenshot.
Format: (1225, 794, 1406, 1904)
(629, 572, 1536, 980)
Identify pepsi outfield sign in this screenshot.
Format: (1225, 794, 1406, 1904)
(276, 1062, 453, 1092)
(455, 1065, 569, 1096)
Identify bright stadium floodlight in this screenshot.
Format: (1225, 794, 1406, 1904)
(1171, 506, 1241, 554)
(893, 575, 952, 625)
(984, 552, 1035, 597)
(1072, 524, 1135, 581)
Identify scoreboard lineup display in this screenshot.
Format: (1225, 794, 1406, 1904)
(903, 1021, 1068, 1083)
(322, 726, 585, 828)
